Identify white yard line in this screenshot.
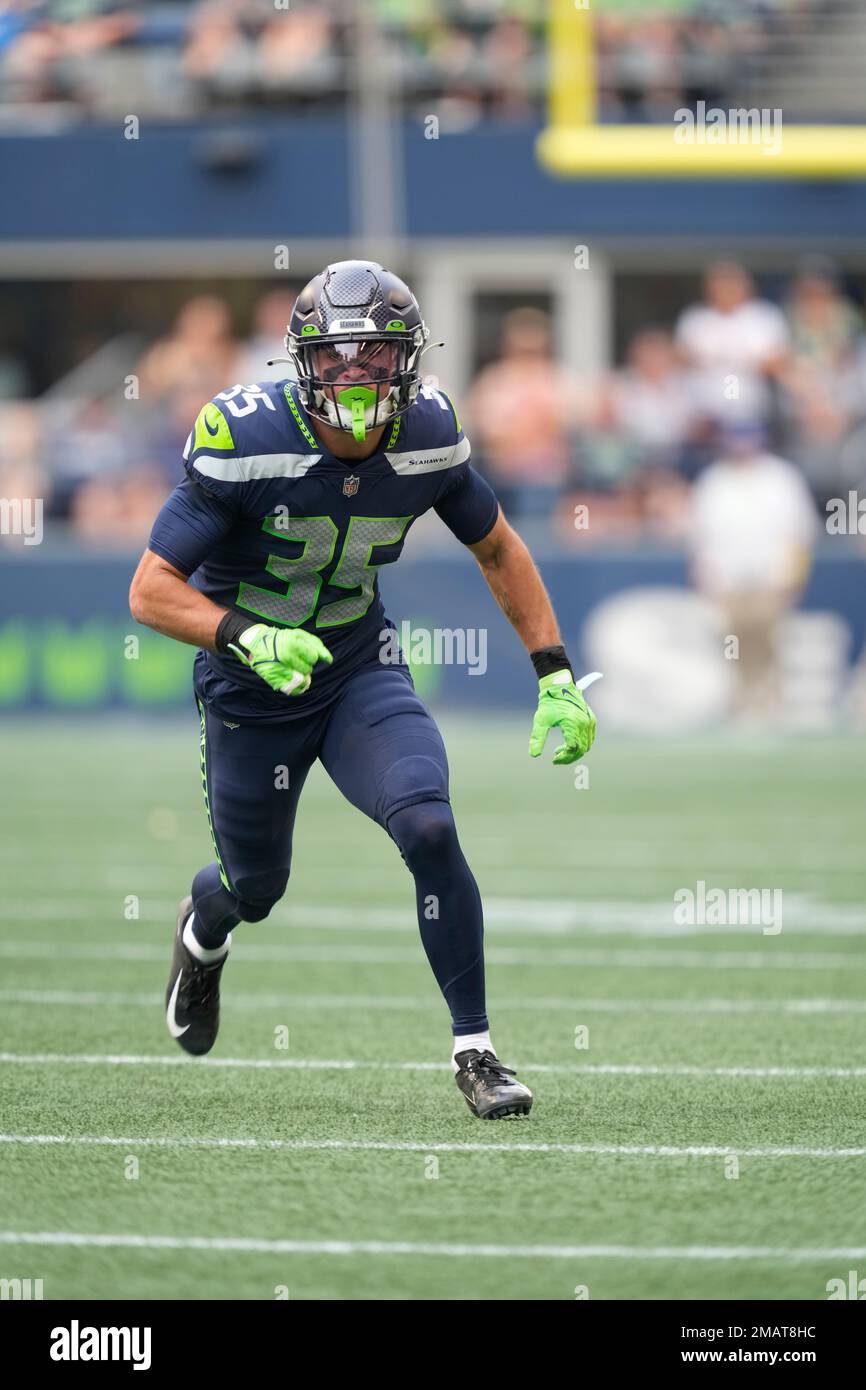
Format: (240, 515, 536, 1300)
(1, 1133, 863, 1159)
(2, 989, 865, 1015)
(0, 941, 861, 970)
(2, 1052, 865, 1077)
(0, 1231, 864, 1260)
(3, 894, 866, 935)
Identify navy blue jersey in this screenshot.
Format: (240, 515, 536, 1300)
(148, 379, 498, 720)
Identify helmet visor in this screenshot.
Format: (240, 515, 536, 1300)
(310, 337, 404, 386)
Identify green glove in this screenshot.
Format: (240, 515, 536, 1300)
(228, 623, 333, 696)
(529, 671, 597, 765)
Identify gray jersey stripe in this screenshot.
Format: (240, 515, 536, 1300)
(192, 453, 322, 482)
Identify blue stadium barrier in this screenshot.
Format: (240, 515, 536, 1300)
(3, 119, 866, 241)
(0, 548, 863, 712)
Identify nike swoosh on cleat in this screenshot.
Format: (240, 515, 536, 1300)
(166, 973, 190, 1038)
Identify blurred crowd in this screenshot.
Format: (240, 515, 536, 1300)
(465, 258, 863, 720)
(0, 287, 298, 544)
(0, 257, 863, 551)
(469, 257, 865, 527)
(0, 0, 808, 126)
(2, 257, 864, 721)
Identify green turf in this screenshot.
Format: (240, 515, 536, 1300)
(1, 719, 865, 1300)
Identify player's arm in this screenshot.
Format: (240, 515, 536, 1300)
(434, 409, 597, 763)
(468, 511, 597, 764)
(435, 494, 591, 768)
(129, 549, 227, 652)
(129, 477, 331, 696)
(467, 509, 561, 653)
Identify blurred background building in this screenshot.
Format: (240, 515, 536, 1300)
(1, 0, 865, 727)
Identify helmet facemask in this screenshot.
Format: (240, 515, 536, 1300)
(289, 326, 426, 442)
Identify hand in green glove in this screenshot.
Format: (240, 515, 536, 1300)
(228, 623, 333, 696)
(529, 671, 597, 765)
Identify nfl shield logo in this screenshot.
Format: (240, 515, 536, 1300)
(343, 474, 360, 497)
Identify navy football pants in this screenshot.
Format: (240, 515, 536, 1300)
(191, 660, 487, 1035)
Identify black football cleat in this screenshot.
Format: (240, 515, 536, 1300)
(165, 895, 229, 1056)
(454, 1048, 533, 1120)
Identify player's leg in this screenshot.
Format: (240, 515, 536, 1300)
(191, 700, 314, 943)
(166, 699, 315, 1055)
(319, 663, 532, 1118)
(321, 664, 485, 1033)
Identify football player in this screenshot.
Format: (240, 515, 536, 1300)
(130, 260, 596, 1119)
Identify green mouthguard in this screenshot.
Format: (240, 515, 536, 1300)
(337, 385, 377, 441)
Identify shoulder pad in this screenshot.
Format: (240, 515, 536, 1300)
(187, 401, 236, 459)
(385, 385, 469, 475)
(183, 382, 319, 495)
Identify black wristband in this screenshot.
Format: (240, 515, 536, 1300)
(215, 610, 251, 657)
(530, 644, 573, 681)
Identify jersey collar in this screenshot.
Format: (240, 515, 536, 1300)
(284, 381, 400, 471)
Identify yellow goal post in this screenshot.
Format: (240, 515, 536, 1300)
(537, 0, 866, 179)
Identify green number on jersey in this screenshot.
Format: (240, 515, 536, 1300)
(236, 514, 413, 630)
(236, 516, 337, 627)
(318, 515, 413, 628)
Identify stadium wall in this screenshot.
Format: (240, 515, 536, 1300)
(3, 120, 866, 246)
(1, 549, 863, 719)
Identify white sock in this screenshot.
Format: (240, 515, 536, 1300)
(452, 1031, 494, 1073)
(183, 913, 231, 965)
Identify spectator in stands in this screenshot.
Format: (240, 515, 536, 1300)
(838, 340, 866, 471)
(71, 466, 173, 547)
(137, 294, 240, 406)
(142, 383, 219, 491)
(235, 287, 299, 384)
(675, 261, 789, 426)
(1, 4, 137, 109)
(424, 22, 484, 128)
(785, 257, 861, 373)
(43, 396, 133, 519)
(465, 307, 578, 518)
(484, 16, 534, 121)
(595, 327, 700, 476)
(259, 3, 337, 100)
(678, 16, 735, 112)
(557, 328, 695, 544)
(778, 259, 862, 501)
(183, 0, 247, 88)
(0, 0, 799, 123)
(689, 421, 817, 721)
(606, 16, 681, 122)
(0, 401, 46, 548)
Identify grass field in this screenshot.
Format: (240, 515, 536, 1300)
(1, 716, 865, 1301)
